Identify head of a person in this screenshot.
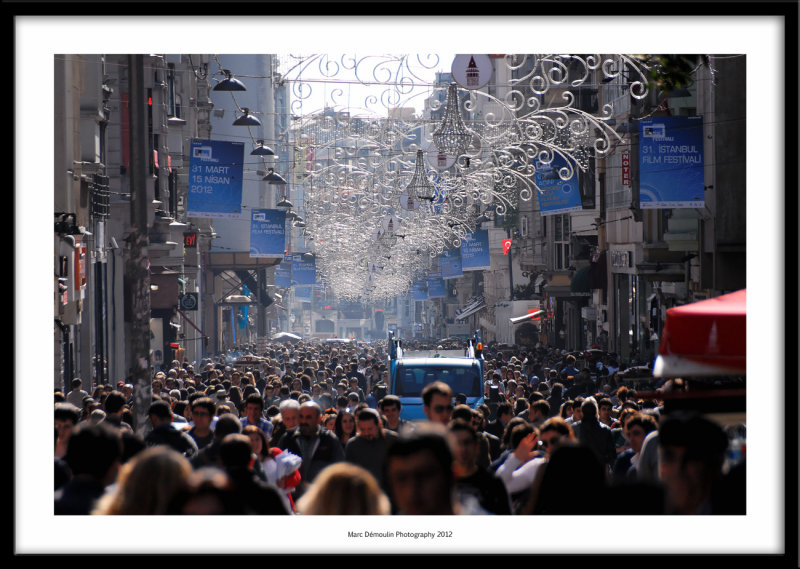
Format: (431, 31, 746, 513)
(447, 403, 472, 425)
(378, 394, 402, 427)
(422, 381, 454, 426)
(219, 434, 256, 471)
(581, 397, 599, 421)
(572, 397, 585, 422)
(148, 400, 173, 427)
(93, 445, 192, 515)
(54, 402, 82, 441)
(538, 416, 575, 457)
(530, 399, 550, 421)
(213, 413, 242, 441)
(298, 401, 322, 437)
(447, 419, 479, 470)
(279, 399, 301, 430)
(496, 402, 514, 425)
(322, 412, 337, 431)
(296, 462, 391, 515)
(658, 412, 728, 514)
(509, 422, 538, 451)
(598, 398, 613, 421)
(355, 408, 383, 441)
(335, 409, 356, 438)
(624, 412, 658, 455)
(559, 400, 574, 419)
(64, 422, 123, 485)
(384, 424, 454, 515)
(530, 443, 607, 515)
(244, 394, 265, 425)
(190, 397, 216, 430)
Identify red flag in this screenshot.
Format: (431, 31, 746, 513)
(502, 238, 513, 255)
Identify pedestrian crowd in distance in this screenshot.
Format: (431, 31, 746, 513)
(54, 339, 746, 516)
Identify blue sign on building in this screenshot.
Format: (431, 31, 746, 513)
(249, 209, 286, 258)
(639, 116, 705, 209)
(427, 272, 446, 298)
(274, 255, 292, 288)
(412, 280, 429, 301)
(291, 254, 317, 286)
(461, 229, 491, 271)
(535, 154, 583, 216)
(440, 248, 463, 279)
(187, 139, 245, 219)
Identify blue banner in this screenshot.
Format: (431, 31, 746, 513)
(461, 229, 491, 271)
(440, 248, 463, 279)
(427, 272, 446, 298)
(639, 116, 705, 209)
(249, 209, 286, 258)
(291, 254, 317, 286)
(274, 255, 292, 288)
(535, 154, 583, 216)
(412, 280, 428, 301)
(187, 139, 245, 219)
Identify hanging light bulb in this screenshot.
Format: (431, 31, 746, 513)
(213, 69, 247, 91)
(264, 168, 287, 185)
(405, 150, 436, 201)
(251, 140, 276, 156)
(432, 83, 473, 156)
(233, 108, 261, 126)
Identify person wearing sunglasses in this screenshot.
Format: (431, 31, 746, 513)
(538, 417, 576, 458)
(422, 381, 454, 426)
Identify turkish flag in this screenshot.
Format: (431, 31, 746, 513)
(502, 238, 513, 255)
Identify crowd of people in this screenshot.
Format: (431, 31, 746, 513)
(54, 338, 746, 516)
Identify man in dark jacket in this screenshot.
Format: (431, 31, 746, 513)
(145, 400, 198, 459)
(575, 397, 616, 470)
(278, 401, 345, 497)
(55, 422, 122, 514)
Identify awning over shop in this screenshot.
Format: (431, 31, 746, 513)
(510, 309, 545, 325)
(570, 266, 591, 293)
(455, 296, 486, 321)
(654, 289, 746, 377)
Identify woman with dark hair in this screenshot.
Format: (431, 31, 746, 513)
(333, 410, 357, 449)
(227, 385, 243, 415)
(559, 400, 574, 421)
(243, 424, 301, 512)
(547, 383, 564, 418)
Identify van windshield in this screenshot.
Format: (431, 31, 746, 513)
(394, 365, 482, 397)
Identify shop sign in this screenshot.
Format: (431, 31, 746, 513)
(610, 250, 631, 268)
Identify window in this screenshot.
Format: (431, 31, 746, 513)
(553, 214, 571, 270)
(167, 65, 180, 119)
(395, 366, 481, 397)
(520, 215, 529, 237)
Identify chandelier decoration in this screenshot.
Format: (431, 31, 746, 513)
(432, 83, 474, 156)
(278, 53, 652, 301)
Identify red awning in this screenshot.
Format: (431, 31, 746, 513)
(653, 289, 746, 377)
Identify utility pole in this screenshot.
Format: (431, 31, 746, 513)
(125, 54, 153, 433)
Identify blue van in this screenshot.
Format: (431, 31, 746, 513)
(388, 333, 485, 421)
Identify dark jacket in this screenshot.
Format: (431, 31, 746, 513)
(577, 418, 617, 467)
(145, 424, 199, 458)
(278, 426, 345, 484)
(224, 467, 291, 515)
